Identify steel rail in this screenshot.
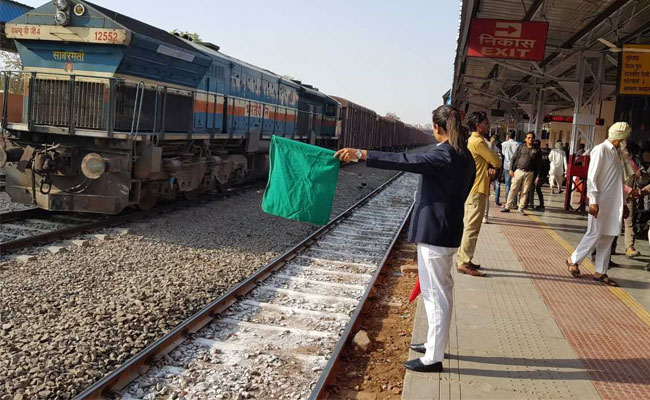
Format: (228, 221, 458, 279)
(75, 171, 405, 399)
(309, 196, 413, 399)
(0, 208, 45, 224)
(0, 182, 264, 256)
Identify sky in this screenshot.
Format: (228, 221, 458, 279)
(19, 0, 461, 126)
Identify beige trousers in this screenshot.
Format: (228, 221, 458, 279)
(457, 192, 488, 266)
(506, 169, 534, 210)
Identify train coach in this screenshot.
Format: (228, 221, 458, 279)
(0, 0, 434, 214)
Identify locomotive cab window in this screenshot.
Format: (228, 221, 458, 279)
(324, 104, 337, 117)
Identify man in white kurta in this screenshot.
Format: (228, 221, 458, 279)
(548, 142, 567, 194)
(568, 122, 631, 285)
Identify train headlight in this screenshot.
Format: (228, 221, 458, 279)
(81, 153, 106, 180)
(54, 0, 68, 11)
(54, 10, 70, 26)
(73, 3, 85, 16)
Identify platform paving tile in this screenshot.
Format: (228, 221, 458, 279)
(497, 202, 650, 400)
(402, 213, 600, 399)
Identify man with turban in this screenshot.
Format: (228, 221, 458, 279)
(565, 122, 632, 286)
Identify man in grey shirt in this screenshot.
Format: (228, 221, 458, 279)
(501, 132, 542, 215)
(500, 131, 520, 206)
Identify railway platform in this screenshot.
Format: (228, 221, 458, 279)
(402, 189, 650, 400)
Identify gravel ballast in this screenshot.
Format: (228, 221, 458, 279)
(0, 192, 31, 213)
(0, 163, 401, 399)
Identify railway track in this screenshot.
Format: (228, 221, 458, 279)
(0, 160, 374, 257)
(75, 172, 416, 400)
(0, 182, 265, 257)
(0, 208, 109, 255)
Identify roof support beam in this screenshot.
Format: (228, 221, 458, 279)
(605, 54, 618, 67)
(539, 0, 634, 68)
(523, 0, 545, 21)
(550, 87, 574, 103)
(461, 74, 541, 86)
(620, 17, 650, 44)
(493, 60, 559, 81)
(467, 86, 516, 104)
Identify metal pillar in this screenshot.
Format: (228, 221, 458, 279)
(562, 52, 606, 211)
(526, 88, 537, 133)
(568, 53, 604, 153)
(534, 88, 545, 136)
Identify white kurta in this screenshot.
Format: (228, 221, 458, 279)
(586, 140, 625, 236)
(548, 148, 567, 175)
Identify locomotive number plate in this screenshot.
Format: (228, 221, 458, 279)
(6, 24, 130, 45)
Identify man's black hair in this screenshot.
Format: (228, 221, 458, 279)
(467, 111, 488, 132)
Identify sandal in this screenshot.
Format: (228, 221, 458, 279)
(594, 274, 619, 287)
(565, 258, 581, 278)
(458, 264, 485, 277)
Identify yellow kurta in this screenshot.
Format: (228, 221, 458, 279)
(468, 132, 502, 195)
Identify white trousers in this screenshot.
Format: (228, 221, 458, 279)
(417, 243, 456, 365)
(570, 215, 615, 274)
(549, 171, 563, 192)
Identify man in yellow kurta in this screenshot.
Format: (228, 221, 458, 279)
(457, 112, 502, 276)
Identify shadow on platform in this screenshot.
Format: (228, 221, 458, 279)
(481, 268, 650, 289)
(450, 354, 650, 384)
(487, 217, 586, 234)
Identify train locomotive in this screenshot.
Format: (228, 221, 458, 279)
(0, 0, 434, 214)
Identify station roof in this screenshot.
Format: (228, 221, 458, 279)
(453, 0, 650, 118)
(0, 0, 32, 52)
(0, 0, 31, 23)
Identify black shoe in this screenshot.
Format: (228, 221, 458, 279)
(410, 343, 426, 353)
(609, 261, 620, 268)
(409, 344, 449, 358)
(501, 208, 510, 213)
(535, 205, 545, 211)
(403, 359, 443, 373)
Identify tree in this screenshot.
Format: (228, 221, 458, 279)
(0, 51, 21, 71)
(385, 112, 400, 121)
(0, 51, 24, 94)
(170, 29, 201, 42)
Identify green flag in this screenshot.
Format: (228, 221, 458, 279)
(262, 135, 340, 225)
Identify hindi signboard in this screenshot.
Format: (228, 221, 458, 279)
(467, 19, 549, 61)
(618, 44, 650, 96)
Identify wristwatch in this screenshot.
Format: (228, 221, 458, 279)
(356, 149, 362, 160)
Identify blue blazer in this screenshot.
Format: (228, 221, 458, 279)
(367, 143, 476, 248)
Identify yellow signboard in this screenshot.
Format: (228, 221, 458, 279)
(5, 24, 130, 45)
(619, 44, 650, 95)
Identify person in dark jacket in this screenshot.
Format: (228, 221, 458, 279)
(527, 139, 550, 211)
(334, 105, 476, 373)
